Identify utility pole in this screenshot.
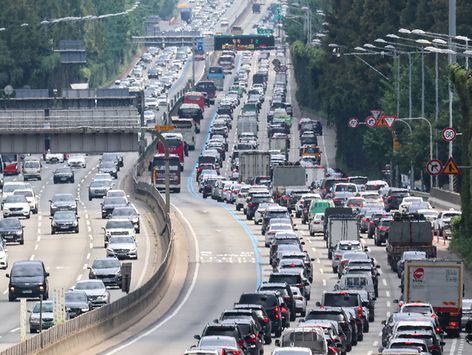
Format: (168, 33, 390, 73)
(448, 0, 456, 191)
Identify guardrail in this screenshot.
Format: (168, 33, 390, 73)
(0, 146, 171, 355)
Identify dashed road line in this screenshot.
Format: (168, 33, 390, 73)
(76, 274, 83, 281)
(34, 244, 38, 251)
(382, 278, 387, 286)
(30, 255, 35, 260)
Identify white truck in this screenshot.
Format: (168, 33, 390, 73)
(171, 117, 196, 151)
(305, 166, 326, 188)
(402, 259, 463, 337)
(238, 151, 271, 184)
(269, 135, 289, 152)
(272, 165, 306, 195)
(326, 216, 359, 259)
(237, 117, 258, 137)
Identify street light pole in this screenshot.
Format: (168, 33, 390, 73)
(448, 0, 456, 191)
(396, 119, 415, 189)
(408, 52, 412, 118)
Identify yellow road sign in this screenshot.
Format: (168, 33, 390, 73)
(442, 157, 460, 175)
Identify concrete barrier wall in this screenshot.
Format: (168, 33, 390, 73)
(430, 188, 461, 207)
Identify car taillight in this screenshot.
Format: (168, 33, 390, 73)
(369, 221, 375, 225)
(335, 254, 342, 259)
(232, 189, 238, 193)
(238, 193, 242, 197)
(328, 346, 339, 354)
(282, 196, 289, 200)
(379, 226, 389, 231)
(429, 345, 440, 352)
(313, 221, 320, 224)
(362, 218, 368, 223)
(226, 350, 241, 355)
(357, 306, 363, 318)
(387, 196, 396, 201)
(263, 316, 269, 323)
(248, 202, 255, 208)
(238, 339, 245, 348)
(341, 260, 348, 265)
(274, 306, 280, 319)
(435, 326, 441, 333)
(296, 283, 304, 289)
(450, 321, 458, 328)
(246, 334, 257, 343)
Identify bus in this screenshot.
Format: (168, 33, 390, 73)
(178, 103, 203, 133)
(151, 154, 181, 193)
(157, 133, 186, 171)
(218, 54, 235, 74)
(183, 91, 205, 112)
(171, 118, 195, 151)
(207, 66, 225, 91)
(1, 154, 21, 175)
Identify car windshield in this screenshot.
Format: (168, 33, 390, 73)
(65, 292, 87, 302)
(112, 209, 135, 217)
(13, 190, 33, 197)
(401, 305, 432, 314)
(324, 294, 359, 307)
(33, 302, 53, 313)
(0, 218, 21, 228)
(91, 180, 111, 188)
(109, 236, 134, 244)
(24, 161, 40, 168)
(343, 277, 368, 287)
(56, 168, 71, 174)
(104, 197, 127, 205)
(75, 282, 104, 290)
(92, 259, 120, 269)
(53, 194, 74, 202)
(343, 252, 369, 261)
(3, 184, 26, 193)
(306, 311, 344, 322)
(239, 294, 276, 307)
(54, 211, 75, 220)
(100, 162, 115, 169)
(5, 196, 26, 203)
(12, 263, 43, 277)
(106, 220, 133, 229)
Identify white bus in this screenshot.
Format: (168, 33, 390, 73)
(171, 117, 196, 151)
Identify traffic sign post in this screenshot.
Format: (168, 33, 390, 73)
(370, 110, 383, 120)
(365, 116, 376, 128)
(426, 159, 442, 176)
(441, 127, 457, 142)
(442, 157, 460, 175)
(348, 117, 359, 128)
(154, 125, 175, 132)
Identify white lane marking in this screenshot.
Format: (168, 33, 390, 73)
(449, 338, 457, 355)
(85, 213, 89, 220)
(382, 278, 387, 286)
(89, 243, 93, 249)
(30, 255, 35, 260)
(9, 327, 19, 333)
(373, 341, 378, 347)
(83, 264, 88, 270)
(34, 245, 38, 251)
(317, 258, 320, 263)
(37, 228, 41, 235)
(136, 215, 152, 288)
(86, 253, 91, 260)
(319, 268, 324, 274)
(38, 221, 41, 228)
(311, 247, 316, 252)
(386, 291, 390, 298)
(378, 331, 382, 337)
(386, 311, 391, 318)
(86, 220, 90, 226)
(387, 301, 391, 307)
(87, 226, 92, 233)
(367, 351, 373, 355)
(81, 179, 85, 183)
(37, 236, 41, 242)
(76, 274, 82, 281)
(89, 234, 93, 240)
(104, 204, 200, 355)
(38, 215, 42, 221)
(322, 279, 326, 286)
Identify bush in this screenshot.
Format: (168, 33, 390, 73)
(450, 216, 472, 269)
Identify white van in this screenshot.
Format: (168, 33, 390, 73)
(22, 159, 42, 181)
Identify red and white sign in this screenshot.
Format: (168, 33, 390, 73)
(426, 159, 442, 177)
(383, 115, 397, 129)
(365, 116, 376, 127)
(441, 127, 457, 142)
(348, 117, 359, 128)
(370, 110, 383, 120)
(413, 267, 425, 281)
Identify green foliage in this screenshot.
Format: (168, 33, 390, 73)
(287, 0, 471, 181)
(450, 216, 472, 268)
(0, 0, 174, 89)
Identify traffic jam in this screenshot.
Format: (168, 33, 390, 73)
(0, 151, 142, 334)
(172, 24, 469, 355)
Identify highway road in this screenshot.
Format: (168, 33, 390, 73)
(0, 153, 160, 350)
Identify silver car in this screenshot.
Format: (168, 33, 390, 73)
(331, 240, 365, 273)
(106, 236, 138, 259)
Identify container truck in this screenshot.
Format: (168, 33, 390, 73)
(402, 259, 463, 337)
(180, 8, 192, 23)
(326, 215, 359, 260)
(238, 151, 271, 184)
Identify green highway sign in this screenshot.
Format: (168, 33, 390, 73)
(257, 28, 274, 35)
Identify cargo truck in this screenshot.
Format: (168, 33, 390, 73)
(237, 117, 258, 137)
(402, 259, 463, 337)
(238, 151, 271, 184)
(180, 8, 192, 23)
(272, 166, 306, 204)
(386, 215, 436, 272)
(326, 215, 359, 259)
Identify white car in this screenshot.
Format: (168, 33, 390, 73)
(13, 189, 38, 214)
(67, 154, 86, 168)
(145, 97, 159, 109)
(290, 286, 307, 317)
(144, 110, 156, 124)
(309, 213, 325, 236)
(0, 244, 8, 269)
(1, 182, 32, 205)
(3, 195, 31, 218)
(45, 153, 64, 163)
(399, 197, 423, 213)
(157, 95, 168, 107)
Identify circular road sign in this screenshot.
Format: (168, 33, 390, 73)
(441, 127, 457, 142)
(348, 117, 359, 128)
(413, 267, 424, 281)
(426, 159, 442, 177)
(365, 116, 376, 127)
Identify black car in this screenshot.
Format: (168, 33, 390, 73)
(65, 290, 91, 318)
(303, 306, 355, 350)
(233, 304, 273, 344)
(220, 308, 271, 345)
(374, 218, 392, 246)
(98, 161, 118, 179)
(53, 167, 74, 184)
(101, 197, 129, 218)
(101, 153, 122, 169)
(196, 322, 247, 352)
(246, 194, 272, 220)
(221, 318, 264, 355)
(111, 206, 140, 233)
(7, 260, 49, 301)
(0, 217, 24, 244)
(238, 292, 283, 337)
(258, 282, 296, 321)
(88, 257, 122, 288)
(384, 188, 410, 212)
(50, 210, 79, 234)
(49, 193, 78, 215)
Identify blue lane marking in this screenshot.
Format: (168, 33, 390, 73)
(186, 54, 262, 289)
